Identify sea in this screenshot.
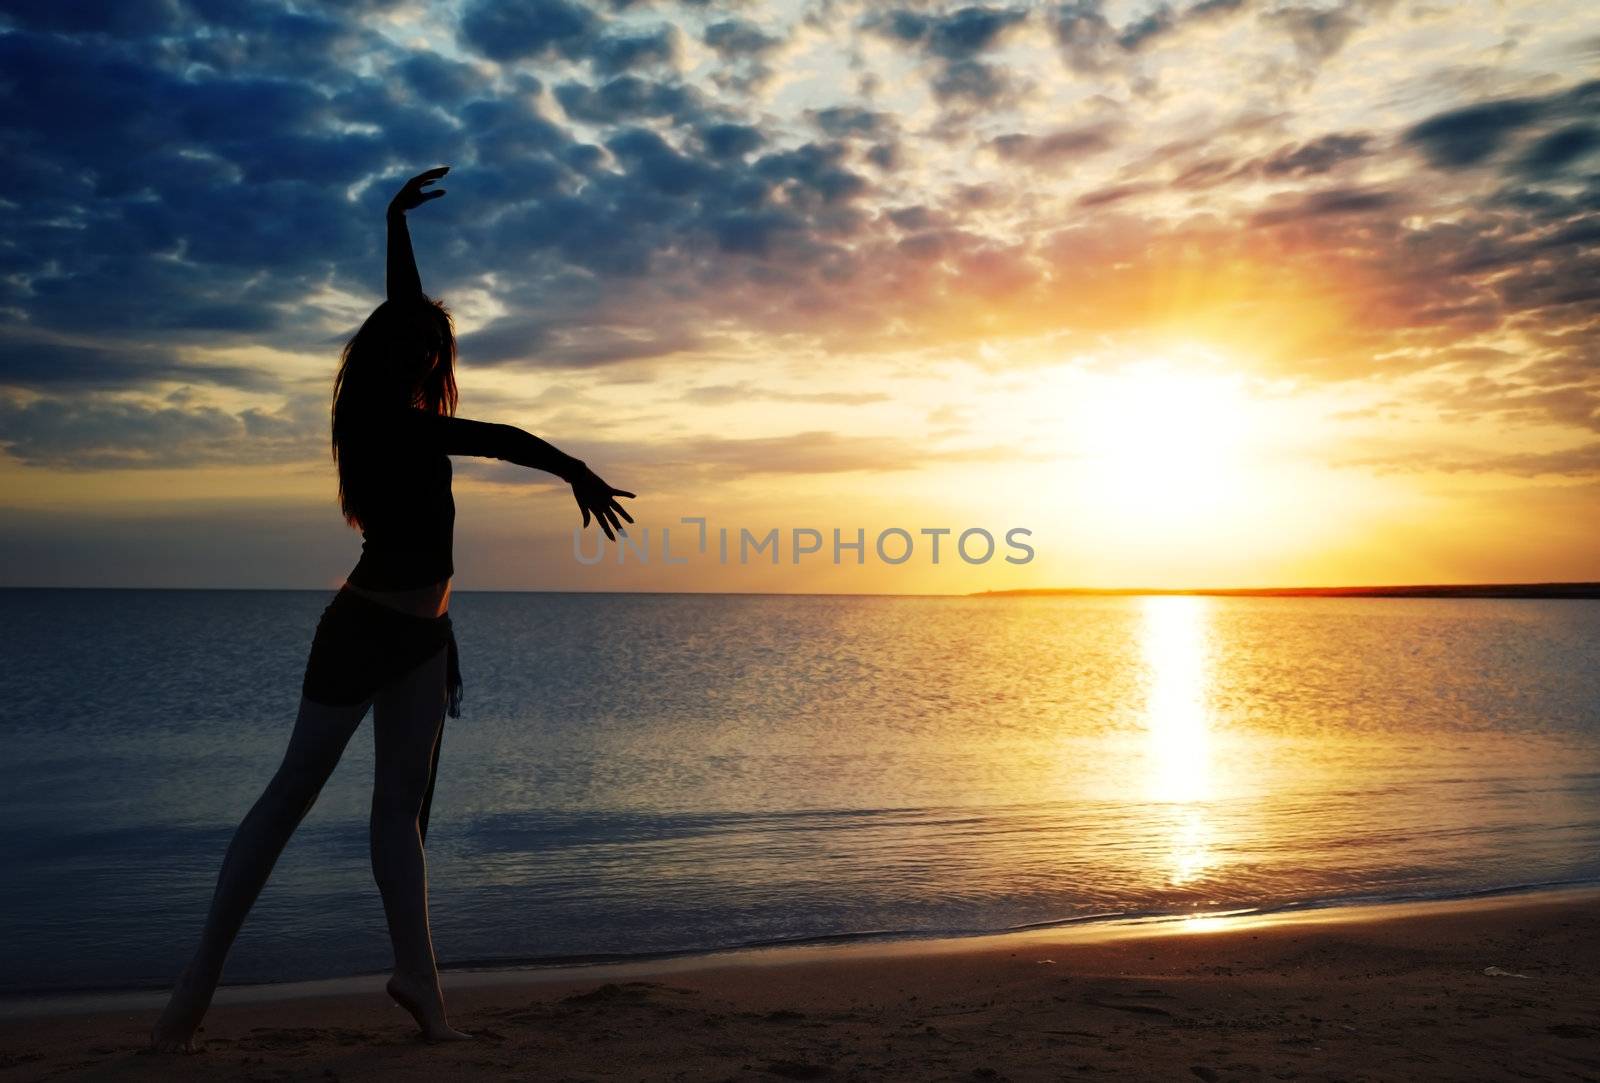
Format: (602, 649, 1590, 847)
(2, 589, 1597, 996)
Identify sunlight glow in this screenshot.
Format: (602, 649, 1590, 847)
(1140, 595, 1217, 886)
(1077, 360, 1259, 527)
(1142, 595, 1214, 804)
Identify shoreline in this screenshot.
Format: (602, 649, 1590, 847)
(3, 883, 1596, 1080)
(7, 879, 1599, 1020)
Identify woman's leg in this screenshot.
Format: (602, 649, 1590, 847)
(417, 721, 443, 848)
(150, 695, 369, 1052)
(369, 644, 470, 1041)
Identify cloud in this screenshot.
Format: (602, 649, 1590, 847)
(1050, 1, 1117, 73)
(0, 392, 321, 469)
(989, 122, 1122, 164)
(593, 25, 679, 74)
(1248, 185, 1404, 225)
(1048, 0, 1385, 83)
(806, 106, 897, 141)
(703, 17, 783, 57)
(608, 429, 1018, 479)
(1412, 365, 1600, 436)
(1515, 125, 1600, 178)
(460, 317, 707, 368)
(1406, 98, 1548, 169)
(867, 6, 1030, 60)
(702, 16, 786, 93)
(1346, 442, 1600, 478)
(699, 121, 767, 159)
(717, 431, 877, 474)
(0, 0, 186, 35)
(680, 382, 890, 406)
(0, 339, 281, 392)
(457, 0, 600, 64)
(1266, 3, 1365, 63)
(1404, 79, 1600, 171)
(1257, 132, 1375, 176)
(1163, 132, 1377, 192)
(554, 76, 706, 124)
(863, 6, 1031, 106)
(1050, 0, 1251, 72)
(395, 51, 490, 104)
(1075, 182, 1157, 207)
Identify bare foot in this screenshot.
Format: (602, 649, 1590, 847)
(386, 971, 473, 1042)
(149, 963, 211, 1053)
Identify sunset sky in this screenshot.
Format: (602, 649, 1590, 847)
(1, 0, 1597, 592)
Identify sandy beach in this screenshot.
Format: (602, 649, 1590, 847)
(2, 888, 1597, 1081)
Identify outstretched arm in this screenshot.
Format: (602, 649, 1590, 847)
(400, 411, 636, 540)
(386, 166, 448, 301)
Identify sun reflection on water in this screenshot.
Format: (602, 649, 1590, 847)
(1140, 595, 1217, 886)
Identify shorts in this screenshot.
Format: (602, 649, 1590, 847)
(301, 586, 463, 718)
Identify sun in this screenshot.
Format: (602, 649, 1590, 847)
(1072, 359, 1261, 528)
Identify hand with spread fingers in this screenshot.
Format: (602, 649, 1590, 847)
(389, 166, 449, 218)
(569, 464, 635, 542)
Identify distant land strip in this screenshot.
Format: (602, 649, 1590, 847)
(973, 583, 1600, 599)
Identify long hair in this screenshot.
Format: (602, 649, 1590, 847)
(331, 296, 458, 529)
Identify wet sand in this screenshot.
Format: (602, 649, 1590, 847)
(2, 888, 1597, 1081)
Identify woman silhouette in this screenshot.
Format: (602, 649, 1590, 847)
(150, 167, 634, 1050)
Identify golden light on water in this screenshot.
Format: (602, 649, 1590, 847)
(1140, 595, 1218, 887)
(1165, 808, 1214, 888)
(1142, 595, 1213, 804)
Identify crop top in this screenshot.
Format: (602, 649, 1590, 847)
(343, 408, 581, 590)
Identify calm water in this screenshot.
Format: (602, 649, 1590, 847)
(1, 589, 1597, 995)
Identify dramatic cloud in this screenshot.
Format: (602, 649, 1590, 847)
(1403, 79, 1600, 172)
(863, 5, 1031, 105)
(0, 392, 321, 469)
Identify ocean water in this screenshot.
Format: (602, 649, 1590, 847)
(1, 589, 1598, 995)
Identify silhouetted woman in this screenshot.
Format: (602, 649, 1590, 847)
(150, 167, 634, 1050)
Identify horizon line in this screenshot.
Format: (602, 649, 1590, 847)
(973, 581, 1600, 599)
(1, 581, 1597, 599)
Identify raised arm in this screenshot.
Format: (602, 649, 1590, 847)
(386, 166, 448, 301)
(400, 410, 636, 540)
